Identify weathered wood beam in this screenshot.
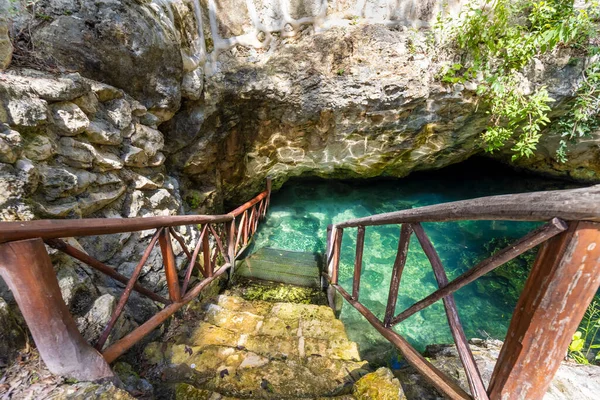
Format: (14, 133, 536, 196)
(208, 224, 229, 264)
(384, 224, 412, 327)
(182, 224, 208, 294)
(159, 228, 182, 303)
(332, 283, 471, 400)
(352, 226, 365, 301)
(203, 227, 212, 278)
(413, 223, 488, 400)
(330, 227, 344, 285)
(488, 221, 600, 399)
(0, 214, 233, 244)
(102, 263, 232, 363)
(0, 238, 114, 381)
(45, 238, 169, 305)
(391, 218, 567, 325)
(95, 228, 162, 351)
(337, 185, 600, 228)
(229, 190, 269, 217)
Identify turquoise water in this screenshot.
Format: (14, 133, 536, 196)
(250, 159, 575, 365)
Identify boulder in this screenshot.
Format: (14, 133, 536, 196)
(32, 0, 183, 120)
(131, 124, 164, 158)
(0, 128, 22, 164)
(50, 101, 89, 136)
(22, 132, 57, 161)
(84, 119, 123, 145)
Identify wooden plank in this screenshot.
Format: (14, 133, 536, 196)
(0, 214, 233, 243)
(169, 227, 203, 274)
(352, 226, 365, 300)
(203, 229, 212, 278)
(0, 238, 114, 381)
(330, 227, 344, 285)
(182, 224, 208, 294)
(332, 283, 471, 400)
(45, 238, 169, 305)
(488, 221, 600, 400)
(235, 212, 246, 253)
(0, 181, 272, 243)
(159, 228, 182, 303)
(102, 263, 232, 363)
(228, 220, 236, 274)
(242, 210, 249, 246)
(336, 185, 600, 228)
(208, 224, 229, 264)
(413, 223, 488, 400)
(384, 224, 412, 327)
(95, 228, 162, 351)
(326, 224, 333, 267)
(391, 218, 567, 325)
(229, 190, 268, 217)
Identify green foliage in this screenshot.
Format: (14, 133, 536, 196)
(437, 0, 599, 160)
(554, 59, 600, 162)
(569, 297, 600, 365)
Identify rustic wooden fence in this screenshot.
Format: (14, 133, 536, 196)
(0, 179, 271, 381)
(325, 185, 600, 400)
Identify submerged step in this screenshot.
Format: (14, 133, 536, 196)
(236, 247, 322, 288)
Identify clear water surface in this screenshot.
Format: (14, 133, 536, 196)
(249, 159, 577, 366)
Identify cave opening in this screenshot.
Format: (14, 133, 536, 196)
(249, 156, 581, 366)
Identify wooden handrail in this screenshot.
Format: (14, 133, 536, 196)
(326, 186, 600, 400)
(0, 214, 233, 244)
(0, 179, 272, 244)
(336, 185, 600, 228)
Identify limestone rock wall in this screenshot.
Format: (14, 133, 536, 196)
(0, 68, 200, 349)
(4, 0, 596, 205)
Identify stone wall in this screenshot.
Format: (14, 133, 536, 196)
(0, 68, 199, 350)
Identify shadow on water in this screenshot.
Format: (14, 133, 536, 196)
(250, 157, 583, 367)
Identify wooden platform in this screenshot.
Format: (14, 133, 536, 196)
(235, 247, 322, 288)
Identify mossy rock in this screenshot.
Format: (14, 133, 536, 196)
(230, 279, 327, 305)
(353, 368, 406, 400)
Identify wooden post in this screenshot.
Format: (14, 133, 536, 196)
(488, 221, 600, 400)
(384, 224, 412, 327)
(0, 239, 114, 381)
(203, 228, 212, 277)
(330, 227, 344, 285)
(159, 228, 181, 303)
(413, 223, 488, 400)
(228, 219, 236, 274)
(352, 226, 365, 301)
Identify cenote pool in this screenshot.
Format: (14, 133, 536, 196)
(248, 159, 578, 366)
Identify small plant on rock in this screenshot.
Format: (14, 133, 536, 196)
(568, 297, 600, 365)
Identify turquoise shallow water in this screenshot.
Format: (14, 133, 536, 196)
(250, 159, 576, 365)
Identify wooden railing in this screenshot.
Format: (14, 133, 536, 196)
(325, 184, 600, 400)
(0, 179, 271, 382)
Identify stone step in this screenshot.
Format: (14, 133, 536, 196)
(143, 294, 371, 399)
(236, 248, 322, 288)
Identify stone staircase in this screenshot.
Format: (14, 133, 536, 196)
(142, 281, 402, 399)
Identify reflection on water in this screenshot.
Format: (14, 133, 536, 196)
(250, 159, 575, 365)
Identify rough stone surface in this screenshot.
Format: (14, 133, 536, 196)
(30, 0, 184, 119)
(144, 293, 369, 398)
(354, 367, 405, 400)
(0, 20, 11, 71)
(0, 297, 26, 366)
(394, 340, 600, 400)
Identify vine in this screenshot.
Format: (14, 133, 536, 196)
(436, 0, 600, 161)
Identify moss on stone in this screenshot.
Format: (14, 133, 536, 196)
(231, 279, 327, 304)
(353, 367, 405, 400)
